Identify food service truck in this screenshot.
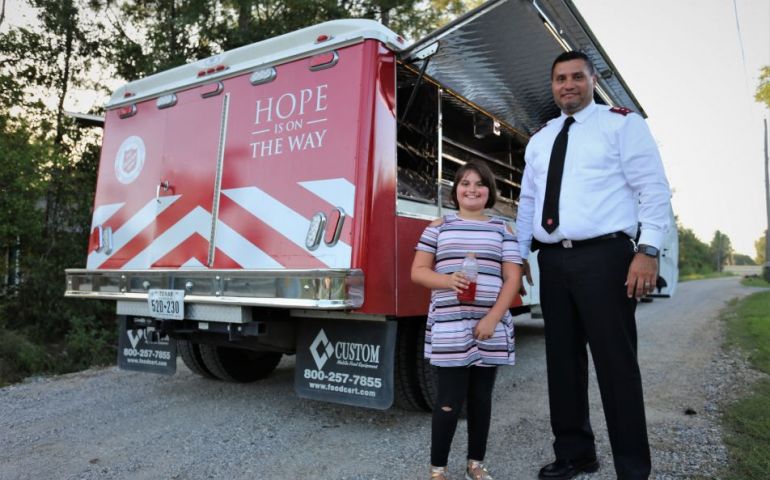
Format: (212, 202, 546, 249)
(65, 0, 677, 410)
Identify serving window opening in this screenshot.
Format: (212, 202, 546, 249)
(396, 62, 528, 221)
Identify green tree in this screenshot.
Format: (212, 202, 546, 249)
(756, 234, 766, 265)
(0, 0, 114, 375)
(102, 0, 483, 81)
(677, 223, 714, 276)
(732, 254, 756, 266)
(710, 230, 734, 271)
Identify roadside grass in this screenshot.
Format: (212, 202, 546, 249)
(0, 327, 53, 387)
(0, 320, 116, 388)
(721, 291, 770, 479)
(740, 276, 770, 288)
(680, 271, 735, 282)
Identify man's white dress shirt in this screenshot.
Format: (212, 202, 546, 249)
(516, 101, 671, 260)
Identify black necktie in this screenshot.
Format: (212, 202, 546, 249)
(542, 116, 576, 233)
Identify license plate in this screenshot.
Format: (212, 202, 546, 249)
(147, 289, 184, 320)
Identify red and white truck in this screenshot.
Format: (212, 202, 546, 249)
(65, 0, 677, 410)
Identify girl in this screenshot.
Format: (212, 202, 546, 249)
(411, 161, 522, 480)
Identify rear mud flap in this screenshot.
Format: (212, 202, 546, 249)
(117, 316, 177, 375)
(294, 318, 396, 409)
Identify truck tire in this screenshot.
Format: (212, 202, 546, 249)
(394, 318, 437, 412)
(177, 339, 217, 379)
(198, 344, 282, 382)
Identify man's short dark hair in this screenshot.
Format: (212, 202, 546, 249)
(451, 161, 497, 209)
(551, 51, 596, 77)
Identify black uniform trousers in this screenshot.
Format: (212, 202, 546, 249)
(537, 236, 651, 479)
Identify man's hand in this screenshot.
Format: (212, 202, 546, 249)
(520, 259, 534, 295)
(626, 254, 658, 299)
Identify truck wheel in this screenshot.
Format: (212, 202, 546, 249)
(198, 344, 282, 382)
(177, 339, 217, 379)
(394, 318, 437, 412)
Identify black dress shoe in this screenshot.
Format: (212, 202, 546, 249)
(538, 458, 600, 479)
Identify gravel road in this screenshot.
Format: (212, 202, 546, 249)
(0, 277, 763, 480)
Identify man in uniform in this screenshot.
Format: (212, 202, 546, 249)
(516, 51, 671, 480)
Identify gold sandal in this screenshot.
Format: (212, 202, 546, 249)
(430, 465, 449, 479)
(465, 460, 493, 480)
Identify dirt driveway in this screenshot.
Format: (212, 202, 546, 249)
(0, 276, 757, 479)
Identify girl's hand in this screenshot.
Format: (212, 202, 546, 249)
(473, 316, 498, 340)
(446, 271, 470, 294)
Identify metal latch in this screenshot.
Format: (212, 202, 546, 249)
(156, 180, 170, 203)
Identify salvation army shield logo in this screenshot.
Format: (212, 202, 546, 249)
(114, 136, 146, 184)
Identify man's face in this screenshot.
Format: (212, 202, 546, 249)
(551, 59, 596, 115)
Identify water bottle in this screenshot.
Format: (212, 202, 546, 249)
(457, 252, 478, 303)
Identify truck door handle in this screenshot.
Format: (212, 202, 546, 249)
(156, 180, 170, 203)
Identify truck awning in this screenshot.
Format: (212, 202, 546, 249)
(400, 0, 645, 135)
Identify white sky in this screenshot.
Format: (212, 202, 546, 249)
(574, 0, 770, 256)
(5, 0, 770, 255)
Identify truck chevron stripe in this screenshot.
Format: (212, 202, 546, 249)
(298, 178, 356, 217)
(222, 186, 352, 268)
(87, 195, 181, 269)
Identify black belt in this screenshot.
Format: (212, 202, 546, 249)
(531, 232, 629, 251)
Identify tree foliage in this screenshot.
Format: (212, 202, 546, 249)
(677, 223, 714, 276)
(757, 233, 767, 265)
(710, 230, 733, 271)
(756, 66, 770, 109)
(732, 254, 755, 266)
(0, 0, 113, 376)
(99, 0, 483, 80)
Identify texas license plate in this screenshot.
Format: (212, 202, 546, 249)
(147, 289, 184, 320)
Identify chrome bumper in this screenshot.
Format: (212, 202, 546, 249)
(64, 268, 364, 309)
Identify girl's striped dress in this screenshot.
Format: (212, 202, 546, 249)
(416, 214, 521, 367)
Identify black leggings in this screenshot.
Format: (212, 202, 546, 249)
(431, 366, 498, 467)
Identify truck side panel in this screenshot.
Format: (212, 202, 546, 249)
(350, 43, 398, 315)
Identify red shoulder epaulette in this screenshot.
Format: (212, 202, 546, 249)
(530, 122, 549, 136)
(609, 106, 633, 116)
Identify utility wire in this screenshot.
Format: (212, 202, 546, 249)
(732, 0, 751, 96)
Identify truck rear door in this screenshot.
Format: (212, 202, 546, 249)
(88, 86, 226, 269)
(212, 43, 374, 269)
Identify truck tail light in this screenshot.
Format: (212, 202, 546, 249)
(117, 104, 137, 119)
(197, 64, 228, 78)
(315, 34, 331, 43)
(324, 207, 346, 246)
(309, 51, 338, 71)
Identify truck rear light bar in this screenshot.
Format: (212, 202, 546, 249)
(197, 64, 228, 78)
(64, 268, 364, 309)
